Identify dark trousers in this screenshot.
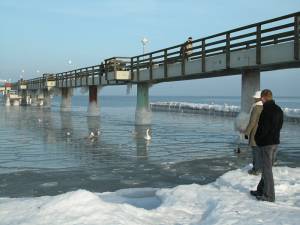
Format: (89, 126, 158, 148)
(256, 145, 278, 201)
(252, 146, 262, 171)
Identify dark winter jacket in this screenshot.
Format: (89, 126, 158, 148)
(255, 100, 283, 147)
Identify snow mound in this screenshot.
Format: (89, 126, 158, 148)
(150, 102, 300, 122)
(150, 102, 240, 117)
(283, 107, 300, 116)
(1, 166, 300, 225)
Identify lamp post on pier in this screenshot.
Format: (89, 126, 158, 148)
(141, 37, 149, 56)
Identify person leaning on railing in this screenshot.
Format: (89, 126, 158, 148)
(180, 37, 193, 60)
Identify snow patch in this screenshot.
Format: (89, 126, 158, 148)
(0, 166, 300, 225)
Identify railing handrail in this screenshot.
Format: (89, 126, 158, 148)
(20, 11, 300, 87)
(132, 11, 300, 59)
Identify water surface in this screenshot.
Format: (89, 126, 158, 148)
(0, 96, 299, 197)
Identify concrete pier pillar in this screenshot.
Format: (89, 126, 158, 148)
(135, 83, 151, 125)
(12, 99, 20, 106)
(5, 95, 11, 106)
(43, 89, 51, 108)
(60, 87, 72, 112)
(241, 70, 260, 113)
(87, 85, 100, 116)
(20, 90, 27, 106)
(37, 90, 44, 106)
(26, 91, 31, 105)
(30, 91, 38, 106)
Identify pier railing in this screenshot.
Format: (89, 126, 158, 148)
(56, 64, 103, 87)
(131, 11, 300, 81)
(22, 12, 300, 88)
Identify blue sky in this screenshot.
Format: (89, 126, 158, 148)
(0, 0, 300, 96)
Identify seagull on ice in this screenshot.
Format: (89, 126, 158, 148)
(144, 129, 151, 141)
(38, 118, 42, 123)
(66, 132, 71, 136)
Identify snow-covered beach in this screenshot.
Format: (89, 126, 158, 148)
(1, 165, 299, 225)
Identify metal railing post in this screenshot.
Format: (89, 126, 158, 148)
(149, 54, 153, 81)
(201, 39, 206, 72)
(75, 70, 77, 87)
(137, 56, 140, 82)
(164, 49, 168, 78)
(56, 74, 58, 87)
(256, 24, 262, 65)
(99, 63, 104, 85)
(294, 15, 299, 60)
(85, 68, 88, 85)
(92, 67, 95, 85)
(181, 46, 185, 76)
(130, 58, 134, 81)
(104, 60, 108, 81)
(226, 33, 230, 69)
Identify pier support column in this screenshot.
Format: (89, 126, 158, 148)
(30, 90, 38, 106)
(43, 89, 51, 108)
(241, 70, 260, 113)
(20, 90, 27, 106)
(135, 83, 151, 125)
(12, 99, 20, 106)
(87, 85, 100, 116)
(5, 94, 10, 106)
(60, 87, 72, 112)
(37, 90, 44, 106)
(26, 95, 31, 105)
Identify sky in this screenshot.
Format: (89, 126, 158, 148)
(0, 0, 300, 96)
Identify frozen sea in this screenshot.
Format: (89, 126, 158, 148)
(0, 95, 299, 198)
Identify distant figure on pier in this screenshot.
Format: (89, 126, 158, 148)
(242, 91, 263, 175)
(100, 62, 105, 75)
(180, 37, 193, 59)
(250, 89, 283, 202)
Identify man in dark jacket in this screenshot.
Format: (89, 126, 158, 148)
(250, 89, 283, 202)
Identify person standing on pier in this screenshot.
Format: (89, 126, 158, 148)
(250, 89, 283, 202)
(180, 37, 193, 59)
(243, 91, 263, 175)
